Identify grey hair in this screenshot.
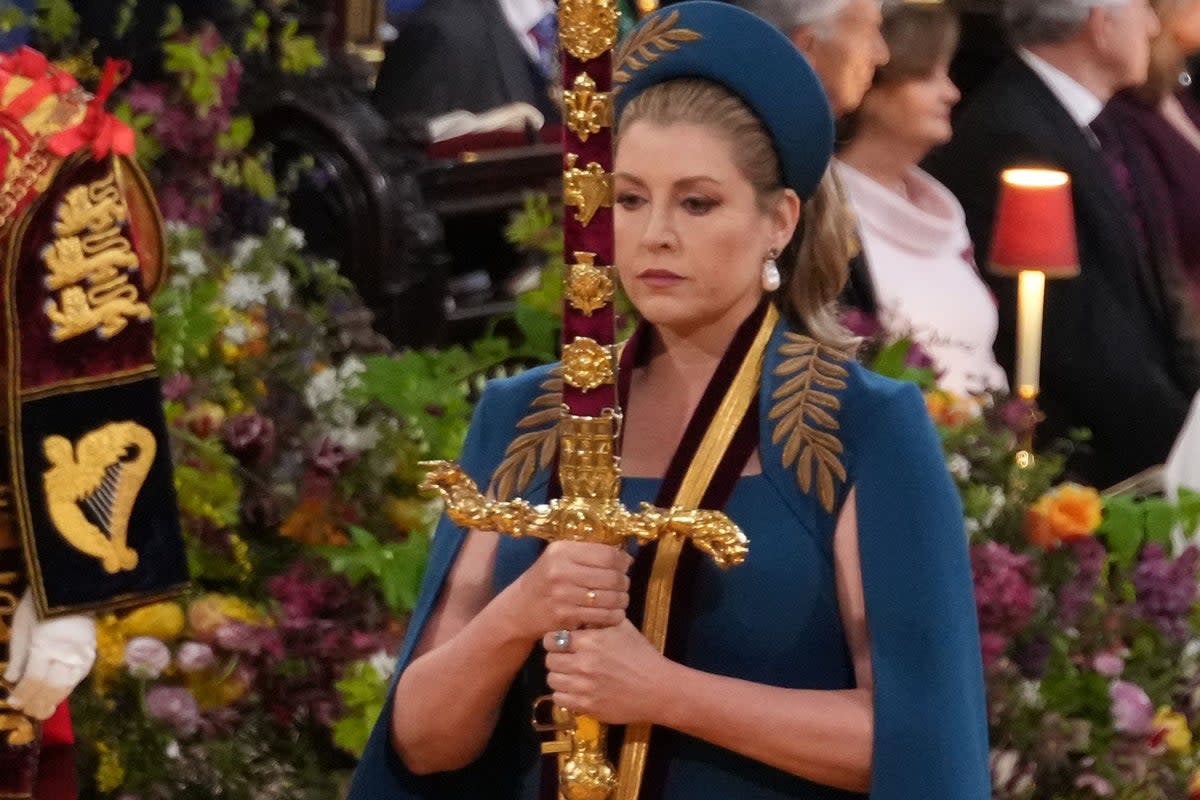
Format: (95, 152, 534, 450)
(733, 0, 852, 36)
(1004, 0, 1130, 46)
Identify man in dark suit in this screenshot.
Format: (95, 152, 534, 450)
(373, 0, 559, 123)
(925, 0, 1200, 487)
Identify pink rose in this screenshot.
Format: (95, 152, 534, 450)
(1109, 680, 1154, 736)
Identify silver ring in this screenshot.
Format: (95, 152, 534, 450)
(552, 629, 572, 651)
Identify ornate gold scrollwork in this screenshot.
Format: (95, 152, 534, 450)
(562, 337, 614, 392)
(563, 72, 612, 143)
(42, 420, 154, 573)
(564, 154, 613, 227)
(566, 252, 615, 316)
(559, 0, 620, 63)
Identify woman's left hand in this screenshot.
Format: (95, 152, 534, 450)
(542, 619, 675, 726)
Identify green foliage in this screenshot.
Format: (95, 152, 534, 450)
(865, 337, 938, 390)
(333, 659, 390, 757)
(114, 0, 137, 38)
(159, 4, 183, 38)
(162, 35, 235, 114)
(278, 19, 323, 74)
(317, 526, 429, 615)
(152, 275, 223, 376)
(1100, 491, 1200, 570)
(243, 10, 270, 54)
(0, 6, 28, 33)
(34, 0, 78, 44)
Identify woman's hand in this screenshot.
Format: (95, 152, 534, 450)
(502, 540, 632, 642)
(542, 618, 674, 726)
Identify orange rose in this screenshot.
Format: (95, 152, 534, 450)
(1026, 483, 1102, 549)
(924, 390, 980, 428)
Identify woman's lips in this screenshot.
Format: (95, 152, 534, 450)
(637, 269, 684, 288)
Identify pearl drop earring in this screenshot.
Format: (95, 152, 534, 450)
(762, 249, 781, 292)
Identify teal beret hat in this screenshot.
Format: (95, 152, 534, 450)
(614, 1, 835, 199)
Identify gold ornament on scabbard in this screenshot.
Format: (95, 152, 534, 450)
(564, 73, 613, 143)
(559, 0, 620, 62)
(566, 252, 615, 316)
(562, 338, 615, 392)
(564, 154, 613, 227)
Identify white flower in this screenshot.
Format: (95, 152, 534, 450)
(369, 649, 396, 680)
(304, 368, 340, 410)
(165, 740, 181, 759)
(223, 273, 268, 309)
(946, 453, 971, 481)
(175, 249, 206, 277)
(964, 518, 980, 537)
(1019, 680, 1042, 708)
(231, 236, 260, 269)
(338, 356, 367, 385)
(265, 267, 293, 306)
(284, 225, 305, 250)
(982, 486, 1006, 527)
(223, 321, 250, 345)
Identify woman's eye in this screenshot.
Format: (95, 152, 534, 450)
(682, 196, 717, 214)
(616, 193, 646, 210)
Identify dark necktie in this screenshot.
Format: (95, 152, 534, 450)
(1090, 114, 1149, 254)
(528, 12, 557, 80)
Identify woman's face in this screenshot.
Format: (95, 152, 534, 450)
(613, 121, 797, 339)
(858, 61, 960, 154)
(1167, 0, 1200, 53)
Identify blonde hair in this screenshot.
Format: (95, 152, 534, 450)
(616, 78, 856, 348)
(1144, 0, 1193, 100)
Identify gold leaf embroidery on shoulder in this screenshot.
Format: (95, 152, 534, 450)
(613, 11, 702, 85)
(768, 334, 850, 513)
(489, 370, 562, 500)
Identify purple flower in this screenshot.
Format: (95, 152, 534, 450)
(971, 542, 1037, 662)
(1058, 537, 1106, 627)
(222, 413, 275, 467)
(998, 396, 1040, 438)
(161, 373, 193, 402)
(309, 436, 358, 477)
(214, 621, 283, 660)
(1092, 652, 1125, 678)
(146, 686, 201, 737)
(840, 308, 882, 339)
(175, 641, 216, 673)
(904, 341, 936, 370)
(125, 82, 166, 115)
(124, 637, 171, 679)
(1074, 774, 1115, 797)
(240, 490, 283, 533)
(1109, 680, 1154, 736)
(1133, 544, 1200, 642)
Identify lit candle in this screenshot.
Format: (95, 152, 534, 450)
(1015, 270, 1045, 400)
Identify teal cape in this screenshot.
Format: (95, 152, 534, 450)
(348, 319, 990, 799)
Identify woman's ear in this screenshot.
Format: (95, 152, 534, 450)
(771, 188, 803, 251)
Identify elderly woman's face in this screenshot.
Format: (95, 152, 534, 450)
(613, 121, 793, 337)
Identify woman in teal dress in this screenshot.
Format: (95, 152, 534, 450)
(349, 3, 990, 798)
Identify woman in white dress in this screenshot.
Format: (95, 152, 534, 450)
(836, 0, 1008, 395)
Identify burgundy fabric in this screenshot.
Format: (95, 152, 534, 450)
(1103, 89, 1200, 310)
(0, 735, 39, 797)
(33, 744, 75, 800)
(561, 49, 617, 417)
(423, 125, 561, 160)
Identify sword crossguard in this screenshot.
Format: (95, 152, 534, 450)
(418, 461, 749, 568)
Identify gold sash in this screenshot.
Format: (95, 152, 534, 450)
(614, 304, 778, 800)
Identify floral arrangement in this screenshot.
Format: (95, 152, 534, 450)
(859, 321, 1200, 799)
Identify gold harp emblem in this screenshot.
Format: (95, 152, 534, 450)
(566, 252, 615, 316)
(559, 0, 619, 62)
(564, 153, 613, 227)
(563, 73, 612, 143)
(42, 421, 155, 574)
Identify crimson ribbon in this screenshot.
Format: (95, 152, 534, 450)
(47, 58, 135, 159)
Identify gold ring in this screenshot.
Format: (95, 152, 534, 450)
(586, 589, 597, 606)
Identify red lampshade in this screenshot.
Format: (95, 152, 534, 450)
(988, 168, 1079, 279)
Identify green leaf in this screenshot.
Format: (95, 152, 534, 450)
(514, 305, 559, 362)
(316, 525, 431, 615)
(0, 6, 28, 33)
(114, 0, 137, 38)
(218, 115, 255, 152)
(279, 21, 324, 74)
(159, 4, 182, 38)
(34, 0, 79, 43)
(1099, 496, 1145, 569)
(243, 11, 270, 54)
(1143, 498, 1179, 548)
(868, 338, 913, 380)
